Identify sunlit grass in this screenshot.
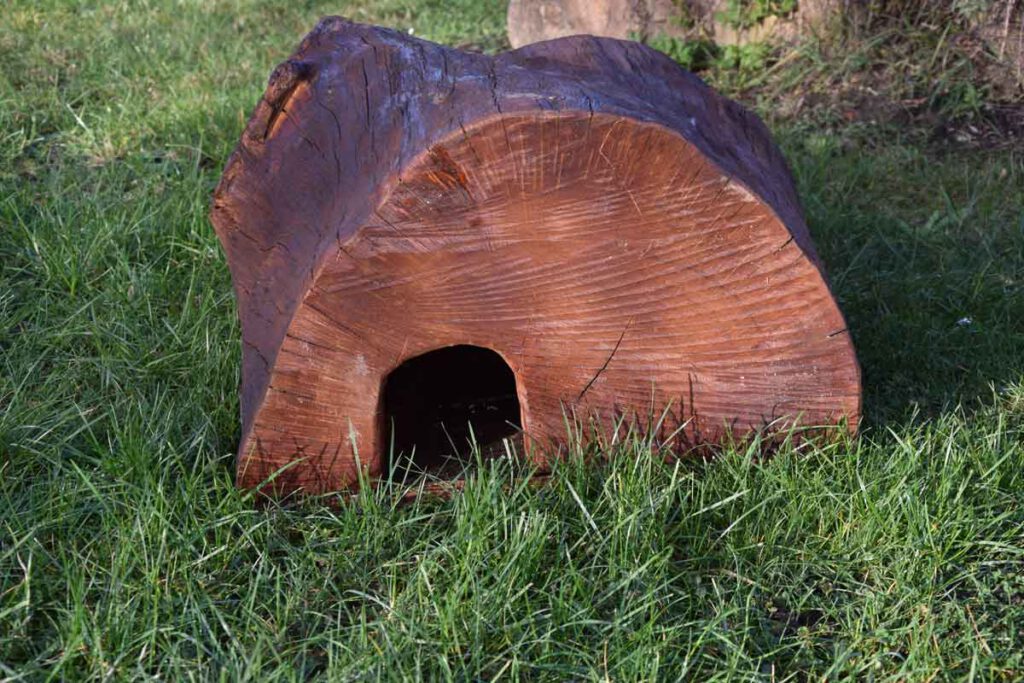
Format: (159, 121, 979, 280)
(1, 1, 1022, 679)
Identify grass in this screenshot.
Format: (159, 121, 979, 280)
(2, 1, 1023, 679)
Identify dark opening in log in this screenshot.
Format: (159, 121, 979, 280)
(211, 18, 861, 497)
(382, 345, 522, 481)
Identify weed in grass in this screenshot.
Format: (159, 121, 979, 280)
(716, 0, 799, 30)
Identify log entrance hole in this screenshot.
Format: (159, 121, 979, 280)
(382, 345, 522, 481)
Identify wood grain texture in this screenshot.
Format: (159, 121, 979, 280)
(210, 18, 861, 495)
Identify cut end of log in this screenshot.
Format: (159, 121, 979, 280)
(212, 19, 861, 496)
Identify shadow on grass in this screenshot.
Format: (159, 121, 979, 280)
(784, 129, 1024, 427)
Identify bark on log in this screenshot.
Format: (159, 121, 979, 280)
(211, 18, 860, 496)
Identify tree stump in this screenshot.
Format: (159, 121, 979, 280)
(506, 0, 686, 49)
(506, 0, 842, 49)
(507, 0, 843, 48)
(211, 18, 860, 496)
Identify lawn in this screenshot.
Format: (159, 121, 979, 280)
(2, 1, 1023, 679)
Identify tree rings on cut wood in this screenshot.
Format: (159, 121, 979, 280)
(210, 18, 861, 496)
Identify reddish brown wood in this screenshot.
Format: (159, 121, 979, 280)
(211, 18, 861, 496)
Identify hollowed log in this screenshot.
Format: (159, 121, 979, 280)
(382, 345, 522, 481)
(211, 18, 861, 496)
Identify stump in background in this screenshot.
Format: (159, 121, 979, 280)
(211, 18, 860, 496)
(506, 0, 842, 49)
(507, 0, 687, 49)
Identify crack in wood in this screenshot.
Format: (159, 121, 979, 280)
(577, 319, 633, 402)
